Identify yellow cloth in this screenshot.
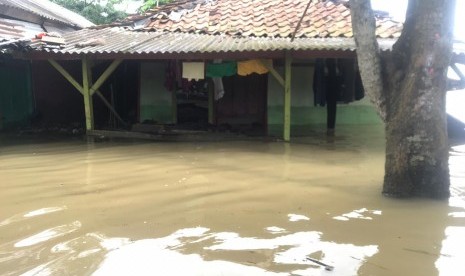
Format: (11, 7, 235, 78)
(237, 59, 269, 76)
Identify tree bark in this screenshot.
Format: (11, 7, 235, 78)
(350, 0, 386, 120)
(350, 0, 455, 198)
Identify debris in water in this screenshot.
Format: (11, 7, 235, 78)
(306, 257, 334, 271)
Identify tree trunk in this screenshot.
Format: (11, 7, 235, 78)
(350, 0, 455, 198)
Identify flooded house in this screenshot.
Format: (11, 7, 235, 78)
(2, 0, 464, 140)
(0, 0, 93, 130)
(2, 1, 465, 275)
(15, 0, 405, 141)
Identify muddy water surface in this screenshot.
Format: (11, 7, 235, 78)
(1, 125, 464, 276)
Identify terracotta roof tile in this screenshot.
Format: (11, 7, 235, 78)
(122, 0, 401, 39)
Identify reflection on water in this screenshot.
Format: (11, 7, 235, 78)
(333, 208, 382, 221)
(14, 221, 82, 248)
(0, 206, 67, 227)
(435, 144, 465, 276)
(0, 125, 464, 276)
(93, 226, 377, 276)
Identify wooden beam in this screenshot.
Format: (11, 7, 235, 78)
(48, 59, 83, 95)
(453, 54, 465, 65)
(284, 52, 292, 142)
(451, 63, 465, 82)
(87, 129, 163, 140)
(94, 90, 127, 126)
(261, 59, 285, 88)
(82, 56, 94, 131)
(89, 59, 123, 95)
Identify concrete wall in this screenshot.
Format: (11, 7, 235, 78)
(139, 62, 173, 124)
(267, 62, 382, 136)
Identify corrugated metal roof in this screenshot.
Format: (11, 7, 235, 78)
(0, 0, 94, 28)
(0, 18, 43, 40)
(33, 27, 396, 56)
(0, 17, 43, 51)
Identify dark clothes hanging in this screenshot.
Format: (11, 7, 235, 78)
(313, 59, 327, 106)
(325, 59, 338, 130)
(354, 72, 365, 101)
(339, 59, 366, 103)
(339, 59, 356, 103)
(312, 58, 365, 132)
(313, 58, 365, 106)
(164, 60, 177, 92)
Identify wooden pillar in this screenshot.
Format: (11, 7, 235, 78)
(49, 58, 126, 129)
(89, 59, 123, 96)
(283, 52, 292, 141)
(48, 59, 83, 95)
(82, 56, 94, 131)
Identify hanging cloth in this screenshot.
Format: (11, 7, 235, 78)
(354, 71, 365, 101)
(206, 62, 237, 78)
(313, 58, 365, 106)
(164, 60, 177, 92)
(212, 77, 225, 100)
(313, 59, 327, 107)
(182, 62, 205, 81)
(338, 59, 365, 103)
(237, 59, 269, 76)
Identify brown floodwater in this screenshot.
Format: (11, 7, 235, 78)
(1, 125, 464, 276)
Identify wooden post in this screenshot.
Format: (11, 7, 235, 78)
(89, 59, 123, 95)
(284, 52, 292, 141)
(49, 58, 127, 128)
(82, 56, 94, 131)
(451, 63, 465, 82)
(261, 59, 285, 87)
(95, 90, 126, 126)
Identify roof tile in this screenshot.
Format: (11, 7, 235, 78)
(122, 0, 401, 39)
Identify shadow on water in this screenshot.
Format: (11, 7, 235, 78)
(0, 125, 464, 275)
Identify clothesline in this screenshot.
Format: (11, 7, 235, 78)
(182, 59, 271, 81)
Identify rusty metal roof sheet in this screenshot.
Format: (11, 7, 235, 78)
(0, 18, 43, 40)
(33, 27, 396, 56)
(0, 17, 43, 51)
(114, 0, 402, 39)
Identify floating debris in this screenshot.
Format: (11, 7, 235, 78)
(306, 257, 334, 271)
